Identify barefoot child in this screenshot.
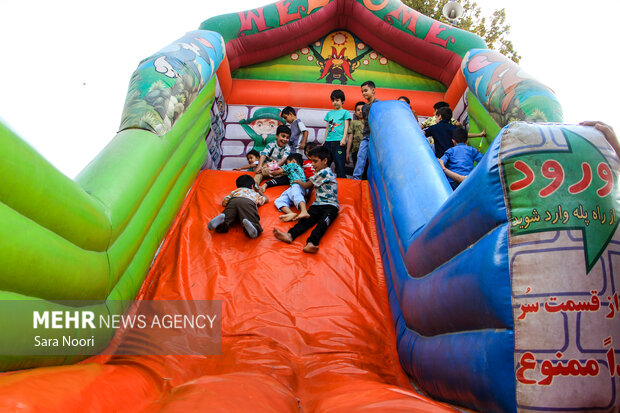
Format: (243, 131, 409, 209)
(208, 174, 268, 239)
(274, 153, 310, 222)
(273, 146, 338, 253)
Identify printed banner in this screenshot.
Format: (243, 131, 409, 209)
(499, 123, 620, 410)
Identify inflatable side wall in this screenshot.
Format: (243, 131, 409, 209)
(0, 31, 226, 371)
(369, 101, 620, 411)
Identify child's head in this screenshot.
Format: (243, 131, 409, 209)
(286, 153, 304, 166)
(275, 125, 291, 146)
(280, 106, 296, 123)
(309, 145, 331, 171)
(437, 106, 452, 122)
(304, 141, 317, 158)
(433, 101, 450, 115)
(452, 127, 468, 144)
(330, 89, 345, 109)
(246, 149, 259, 164)
(354, 101, 365, 120)
(398, 96, 410, 104)
(236, 174, 255, 190)
(361, 80, 376, 102)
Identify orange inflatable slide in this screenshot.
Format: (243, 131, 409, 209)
(0, 171, 455, 412)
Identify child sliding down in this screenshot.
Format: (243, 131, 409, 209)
(208, 174, 268, 239)
(273, 153, 310, 222)
(273, 146, 339, 253)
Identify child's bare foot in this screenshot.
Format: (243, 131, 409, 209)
(273, 228, 293, 243)
(279, 213, 298, 222)
(258, 184, 267, 194)
(295, 211, 310, 220)
(303, 242, 319, 253)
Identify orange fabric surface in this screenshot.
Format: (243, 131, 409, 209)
(0, 171, 455, 412)
(228, 78, 444, 116)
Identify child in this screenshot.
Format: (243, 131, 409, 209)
(424, 106, 457, 158)
(274, 153, 310, 222)
(208, 174, 268, 239)
(353, 80, 380, 180)
(302, 142, 317, 180)
(397, 96, 419, 122)
(421, 101, 457, 128)
(438, 127, 483, 190)
(281, 106, 309, 153)
(254, 125, 291, 186)
(233, 150, 260, 171)
(273, 146, 338, 253)
(324, 89, 351, 178)
(346, 101, 365, 166)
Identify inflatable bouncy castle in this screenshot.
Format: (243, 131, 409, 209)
(0, 1, 618, 411)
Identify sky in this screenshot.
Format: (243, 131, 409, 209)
(0, 0, 618, 178)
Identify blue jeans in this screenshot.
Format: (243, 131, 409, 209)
(353, 138, 369, 180)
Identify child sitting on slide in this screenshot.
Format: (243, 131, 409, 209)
(208, 174, 268, 239)
(274, 153, 310, 222)
(273, 146, 339, 253)
(254, 125, 291, 187)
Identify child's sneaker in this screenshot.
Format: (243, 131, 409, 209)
(208, 214, 225, 231)
(242, 219, 258, 239)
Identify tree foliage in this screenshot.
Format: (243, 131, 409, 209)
(402, 0, 520, 63)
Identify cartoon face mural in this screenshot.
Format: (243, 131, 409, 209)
(237, 107, 286, 152)
(309, 31, 373, 84)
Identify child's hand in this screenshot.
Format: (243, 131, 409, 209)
(340, 139, 347, 147)
(480, 129, 486, 137)
(292, 180, 303, 185)
(438, 159, 446, 170)
(254, 166, 261, 173)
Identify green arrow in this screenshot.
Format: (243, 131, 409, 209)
(501, 128, 620, 273)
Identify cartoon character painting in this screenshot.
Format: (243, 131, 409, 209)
(310, 31, 371, 84)
(238, 107, 286, 152)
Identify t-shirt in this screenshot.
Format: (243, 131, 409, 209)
(348, 119, 364, 153)
(440, 143, 483, 183)
(261, 141, 290, 163)
(282, 162, 306, 183)
(310, 167, 339, 209)
(303, 159, 315, 180)
(324, 109, 352, 142)
(421, 115, 459, 128)
(425, 120, 457, 159)
(289, 118, 308, 149)
(223, 187, 267, 206)
(362, 99, 380, 138)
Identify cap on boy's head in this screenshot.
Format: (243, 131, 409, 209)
(437, 106, 452, 121)
(281, 106, 296, 117)
(247, 149, 259, 158)
(361, 80, 376, 89)
(330, 89, 345, 102)
(355, 101, 366, 109)
(433, 101, 450, 110)
(453, 127, 468, 143)
(287, 153, 303, 165)
(236, 174, 255, 189)
(309, 145, 332, 165)
(276, 124, 291, 136)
